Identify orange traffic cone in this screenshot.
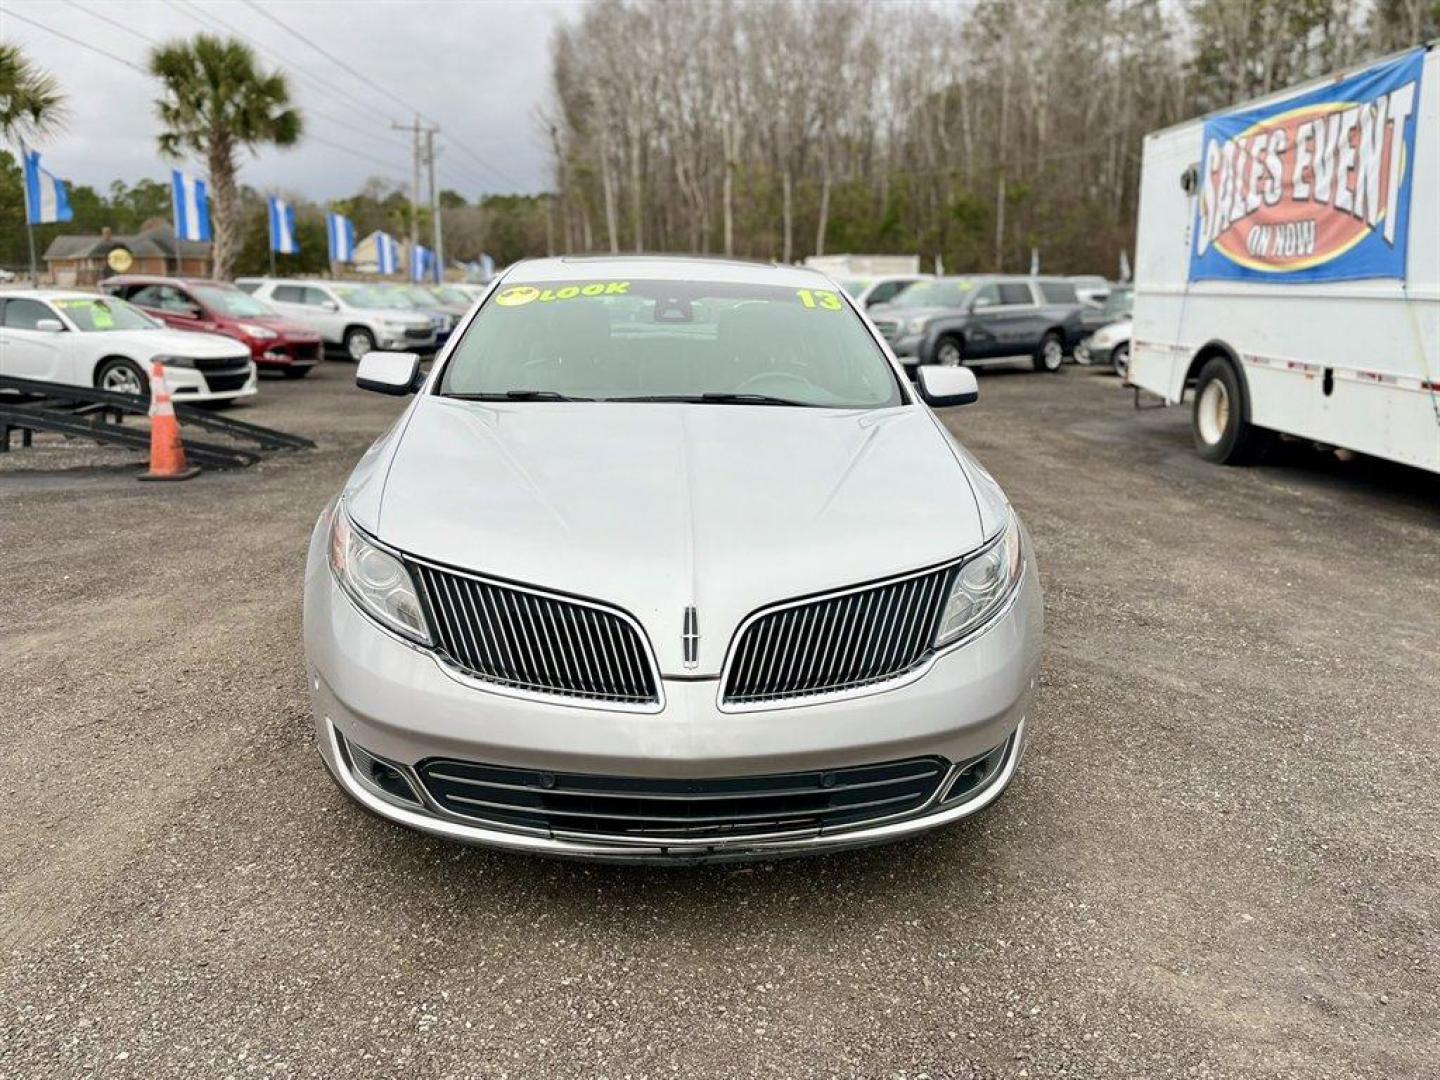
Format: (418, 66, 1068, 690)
(138, 361, 201, 482)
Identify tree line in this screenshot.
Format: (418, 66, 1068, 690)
(544, 0, 1438, 275)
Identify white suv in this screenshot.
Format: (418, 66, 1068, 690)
(237, 278, 435, 360)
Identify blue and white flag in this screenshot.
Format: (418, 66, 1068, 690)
(479, 253, 495, 281)
(410, 243, 433, 283)
(375, 231, 398, 274)
(22, 149, 73, 225)
(326, 212, 355, 263)
(170, 169, 211, 242)
(267, 196, 298, 255)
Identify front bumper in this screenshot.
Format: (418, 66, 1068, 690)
(165, 362, 258, 402)
(256, 338, 322, 369)
(303, 533, 1042, 861)
(1075, 337, 1115, 367)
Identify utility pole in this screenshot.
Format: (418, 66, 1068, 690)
(391, 115, 438, 276)
(425, 128, 444, 283)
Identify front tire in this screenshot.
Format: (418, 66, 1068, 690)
(344, 327, 376, 362)
(95, 357, 148, 400)
(1192, 356, 1267, 464)
(933, 335, 964, 368)
(1111, 342, 1130, 378)
(1034, 331, 1064, 372)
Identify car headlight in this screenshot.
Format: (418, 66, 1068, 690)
(934, 513, 1024, 647)
(904, 316, 929, 335)
(328, 507, 432, 644)
(381, 320, 409, 332)
(1094, 328, 1115, 347)
(237, 323, 277, 339)
(150, 354, 195, 369)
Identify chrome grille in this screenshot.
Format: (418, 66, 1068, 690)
(871, 319, 899, 340)
(412, 563, 659, 705)
(722, 564, 954, 705)
(416, 756, 947, 840)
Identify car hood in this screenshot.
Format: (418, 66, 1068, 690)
(245, 314, 320, 338)
(345, 306, 433, 327)
(110, 328, 251, 359)
(355, 399, 988, 674)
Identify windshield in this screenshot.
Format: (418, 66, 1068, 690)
(835, 277, 871, 299)
(401, 286, 443, 308)
(52, 296, 159, 332)
(1101, 287, 1133, 317)
(369, 286, 420, 310)
(890, 279, 974, 309)
(439, 277, 904, 409)
(193, 285, 273, 318)
(434, 286, 472, 305)
(334, 286, 390, 308)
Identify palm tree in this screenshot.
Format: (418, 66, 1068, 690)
(0, 43, 68, 145)
(148, 35, 301, 279)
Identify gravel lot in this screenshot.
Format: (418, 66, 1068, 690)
(2, 361, 1436, 1079)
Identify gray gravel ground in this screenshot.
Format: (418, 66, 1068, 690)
(1, 361, 1436, 1079)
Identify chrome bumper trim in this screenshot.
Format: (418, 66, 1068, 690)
(320, 715, 1025, 861)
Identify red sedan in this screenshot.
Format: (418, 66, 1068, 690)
(101, 275, 323, 377)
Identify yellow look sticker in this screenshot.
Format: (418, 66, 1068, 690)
(55, 299, 114, 327)
(495, 281, 630, 307)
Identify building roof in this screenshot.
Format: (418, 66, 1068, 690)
(42, 222, 212, 262)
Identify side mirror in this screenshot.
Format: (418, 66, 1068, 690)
(35, 318, 65, 333)
(320, 299, 339, 312)
(971, 298, 995, 311)
(356, 351, 422, 396)
(916, 364, 978, 408)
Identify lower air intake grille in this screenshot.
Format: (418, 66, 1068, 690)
(416, 756, 947, 840)
(412, 563, 659, 705)
(723, 564, 954, 705)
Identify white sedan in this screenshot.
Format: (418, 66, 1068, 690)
(0, 289, 257, 403)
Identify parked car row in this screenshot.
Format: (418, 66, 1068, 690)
(865, 275, 1089, 373)
(0, 289, 258, 404)
(0, 277, 484, 406)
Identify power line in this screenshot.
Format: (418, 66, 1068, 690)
(62, 0, 155, 47)
(238, 0, 525, 192)
(240, 0, 431, 121)
(164, 0, 409, 141)
(4, 8, 148, 73)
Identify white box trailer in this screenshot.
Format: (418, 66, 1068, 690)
(1129, 44, 1439, 473)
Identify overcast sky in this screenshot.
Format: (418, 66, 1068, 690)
(3, 0, 581, 201)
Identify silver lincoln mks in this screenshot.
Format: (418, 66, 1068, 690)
(303, 255, 1043, 862)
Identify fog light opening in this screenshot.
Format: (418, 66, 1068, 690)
(942, 736, 1011, 803)
(346, 739, 423, 807)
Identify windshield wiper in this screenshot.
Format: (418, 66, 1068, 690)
(604, 393, 818, 407)
(446, 390, 593, 402)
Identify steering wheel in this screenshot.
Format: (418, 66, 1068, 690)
(734, 370, 814, 394)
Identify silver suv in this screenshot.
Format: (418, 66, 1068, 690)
(237, 278, 435, 359)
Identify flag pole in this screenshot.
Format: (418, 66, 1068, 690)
(19, 138, 39, 287)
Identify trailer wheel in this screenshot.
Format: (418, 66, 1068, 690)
(1192, 356, 1266, 464)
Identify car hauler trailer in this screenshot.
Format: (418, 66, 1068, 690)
(1128, 44, 1439, 473)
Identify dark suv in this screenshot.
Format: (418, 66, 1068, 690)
(868, 275, 1085, 373)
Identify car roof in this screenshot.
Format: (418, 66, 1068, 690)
(504, 254, 836, 289)
(1, 288, 108, 302)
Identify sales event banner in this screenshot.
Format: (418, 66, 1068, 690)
(1191, 48, 1424, 283)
